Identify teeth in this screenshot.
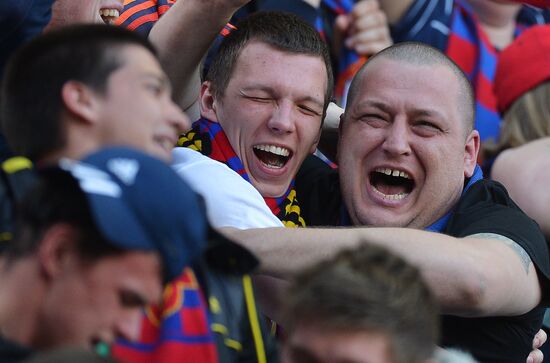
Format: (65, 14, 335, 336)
(254, 144, 290, 157)
(263, 162, 283, 169)
(99, 9, 120, 17)
(372, 187, 408, 200)
(375, 167, 411, 179)
(162, 139, 173, 150)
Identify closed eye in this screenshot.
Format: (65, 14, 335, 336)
(361, 114, 388, 127)
(119, 290, 146, 308)
(298, 105, 322, 117)
(414, 120, 443, 135)
(145, 83, 163, 97)
(247, 96, 272, 103)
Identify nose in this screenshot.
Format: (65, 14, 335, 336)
(114, 308, 143, 343)
(166, 99, 192, 134)
(381, 117, 411, 156)
(267, 101, 296, 134)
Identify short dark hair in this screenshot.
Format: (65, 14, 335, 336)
(1, 24, 157, 161)
(345, 42, 475, 136)
(284, 243, 439, 363)
(206, 11, 334, 118)
(4, 169, 123, 263)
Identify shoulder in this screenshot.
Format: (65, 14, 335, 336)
(172, 147, 243, 183)
(517, 5, 550, 25)
(171, 148, 283, 229)
(390, 0, 452, 49)
(447, 179, 550, 290)
(448, 179, 538, 237)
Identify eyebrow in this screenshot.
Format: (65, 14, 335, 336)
(141, 72, 172, 92)
(356, 100, 446, 120)
(409, 108, 445, 120)
(241, 85, 325, 109)
(354, 100, 391, 114)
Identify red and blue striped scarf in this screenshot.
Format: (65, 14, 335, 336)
(117, 0, 235, 36)
(112, 268, 218, 363)
(446, 0, 525, 144)
(318, 0, 367, 105)
(178, 118, 306, 228)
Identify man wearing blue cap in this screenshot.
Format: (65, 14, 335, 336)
(0, 146, 211, 361)
(0, 24, 276, 363)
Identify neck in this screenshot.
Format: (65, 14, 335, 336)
(40, 123, 101, 165)
(465, 0, 521, 48)
(0, 258, 45, 347)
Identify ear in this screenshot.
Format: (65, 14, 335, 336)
(61, 81, 101, 124)
(37, 223, 81, 280)
(199, 81, 220, 122)
(464, 129, 480, 178)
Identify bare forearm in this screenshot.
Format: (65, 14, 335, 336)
(149, 0, 246, 111)
(225, 226, 540, 316)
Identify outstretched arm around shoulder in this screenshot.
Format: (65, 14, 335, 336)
(223, 226, 542, 317)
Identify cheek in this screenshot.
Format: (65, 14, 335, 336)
(298, 122, 321, 147)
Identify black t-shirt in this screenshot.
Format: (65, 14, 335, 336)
(441, 181, 550, 363)
(295, 155, 550, 363)
(0, 336, 33, 363)
(295, 155, 342, 227)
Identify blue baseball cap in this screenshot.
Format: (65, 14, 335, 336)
(57, 146, 210, 281)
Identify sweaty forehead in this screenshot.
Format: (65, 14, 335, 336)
(350, 56, 472, 131)
(230, 41, 327, 99)
(350, 59, 462, 115)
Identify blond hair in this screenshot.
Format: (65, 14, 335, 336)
(484, 82, 550, 159)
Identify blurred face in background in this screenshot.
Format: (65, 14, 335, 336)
(46, 0, 124, 30)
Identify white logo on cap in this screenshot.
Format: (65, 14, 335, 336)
(107, 158, 139, 185)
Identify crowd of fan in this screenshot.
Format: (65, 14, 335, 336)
(0, 1, 549, 363)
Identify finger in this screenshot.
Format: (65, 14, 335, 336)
(333, 14, 352, 53)
(351, 11, 388, 33)
(351, 0, 380, 19)
(346, 27, 391, 49)
(534, 328, 547, 348)
(526, 349, 543, 363)
(335, 14, 352, 33)
(354, 40, 392, 56)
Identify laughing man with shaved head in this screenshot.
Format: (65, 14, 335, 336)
(228, 42, 550, 363)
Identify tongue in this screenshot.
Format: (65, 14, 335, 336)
(374, 182, 408, 196)
(255, 149, 284, 168)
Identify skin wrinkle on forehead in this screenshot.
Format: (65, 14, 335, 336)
(347, 55, 474, 138)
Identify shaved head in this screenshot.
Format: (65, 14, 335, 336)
(346, 42, 475, 137)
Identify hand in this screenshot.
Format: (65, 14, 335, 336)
(198, 0, 252, 12)
(333, 0, 393, 56)
(527, 328, 546, 363)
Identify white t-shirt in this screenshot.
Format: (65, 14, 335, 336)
(171, 147, 283, 229)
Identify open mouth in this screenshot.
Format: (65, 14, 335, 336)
(99, 8, 120, 24)
(253, 144, 292, 169)
(154, 136, 176, 154)
(370, 167, 414, 201)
